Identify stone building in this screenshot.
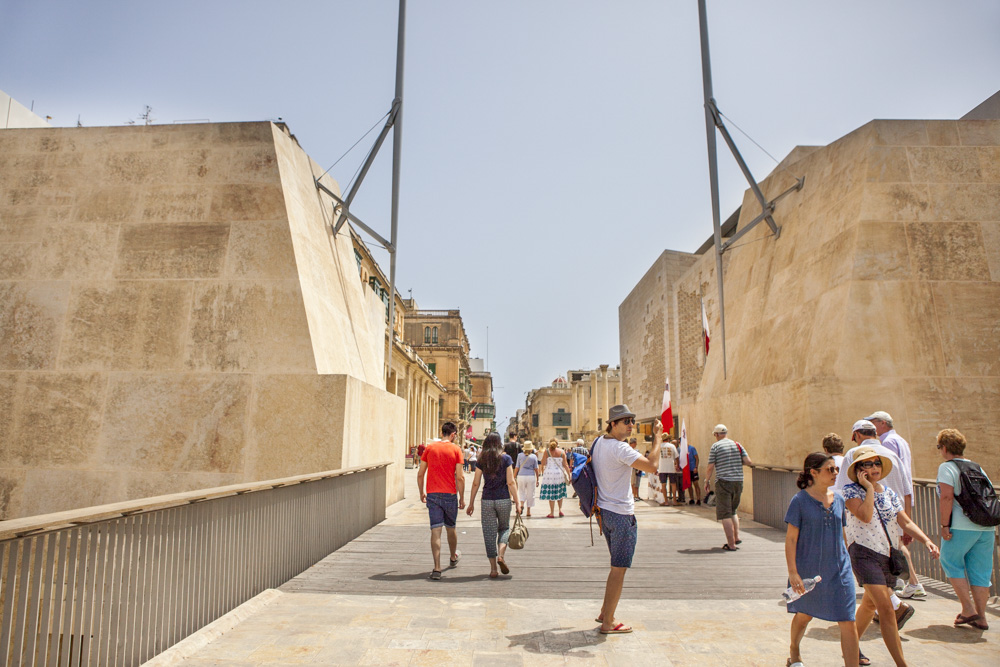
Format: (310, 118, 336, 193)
(468, 357, 496, 441)
(523, 365, 622, 444)
(350, 228, 444, 455)
(402, 304, 474, 437)
(619, 96, 1000, 506)
(0, 120, 407, 520)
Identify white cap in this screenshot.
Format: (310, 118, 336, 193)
(852, 419, 876, 433)
(713, 424, 728, 434)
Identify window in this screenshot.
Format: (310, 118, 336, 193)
(424, 327, 430, 344)
(432, 326, 438, 344)
(354, 249, 363, 275)
(556, 428, 568, 440)
(427, 363, 436, 376)
(552, 411, 571, 426)
(532, 414, 539, 427)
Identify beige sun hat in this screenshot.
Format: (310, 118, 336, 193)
(522, 441, 535, 452)
(847, 446, 894, 483)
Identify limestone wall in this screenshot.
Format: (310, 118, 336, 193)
(0, 122, 405, 520)
(668, 119, 1000, 509)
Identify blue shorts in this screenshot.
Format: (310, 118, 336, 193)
(940, 529, 994, 588)
(427, 492, 458, 530)
(601, 508, 637, 568)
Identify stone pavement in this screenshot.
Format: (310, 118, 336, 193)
(155, 472, 997, 666)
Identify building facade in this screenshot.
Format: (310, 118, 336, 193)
(619, 97, 1000, 511)
(522, 365, 622, 444)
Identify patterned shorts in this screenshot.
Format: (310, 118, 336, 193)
(601, 508, 638, 568)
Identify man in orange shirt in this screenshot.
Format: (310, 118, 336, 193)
(418, 422, 466, 580)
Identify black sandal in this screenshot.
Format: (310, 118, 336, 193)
(859, 650, 870, 666)
(722, 544, 739, 551)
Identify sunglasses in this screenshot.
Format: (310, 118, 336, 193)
(857, 460, 882, 469)
(618, 418, 635, 425)
(820, 465, 839, 474)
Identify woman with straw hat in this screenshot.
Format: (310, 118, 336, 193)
(513, 441, 540, 517)
(843, 437, 939, 666)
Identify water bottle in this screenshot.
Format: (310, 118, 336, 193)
(782, 575, 822, 602)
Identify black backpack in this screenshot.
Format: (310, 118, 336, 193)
(950, 459, 1000, 528)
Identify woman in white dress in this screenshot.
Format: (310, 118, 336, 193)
(539, 439, 572, 518)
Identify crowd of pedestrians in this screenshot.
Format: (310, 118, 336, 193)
(415, 405, 995, 665)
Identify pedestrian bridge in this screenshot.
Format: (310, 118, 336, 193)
(1, 465, 995, 666)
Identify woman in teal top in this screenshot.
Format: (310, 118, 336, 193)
(936, 428, 993, 630)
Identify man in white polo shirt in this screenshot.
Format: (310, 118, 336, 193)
(592, 404, 662, 635)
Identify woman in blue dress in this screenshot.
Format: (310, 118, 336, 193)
(784, 452, 858, 667)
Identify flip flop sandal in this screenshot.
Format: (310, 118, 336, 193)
(498, 559, 509, 575)
(969, 619, 989, 630)
(722, 544, 739, 551)
(449, 550, 461, 567)
(735, 539, 742, 544)
(858, 650, 870, 666)
(955, 613, 981, 626)
(600, 623, 633, 634)
(559, 512, 565, 517)
(489, 572, 499, 579)
(429, 570, 442, 580)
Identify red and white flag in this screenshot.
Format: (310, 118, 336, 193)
(661, 379, 672, 435)
(701, 299, 711, 355)
(679, 419, 691, 490)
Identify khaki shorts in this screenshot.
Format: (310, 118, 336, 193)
(715, 479, 743, 519)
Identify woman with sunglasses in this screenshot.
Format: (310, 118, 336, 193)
(844, 447, 939, 666)
(784, 453, 858, 667)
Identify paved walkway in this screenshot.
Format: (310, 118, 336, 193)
(156, 472, 996, 666)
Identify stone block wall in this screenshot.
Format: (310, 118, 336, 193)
(665, 119, 1000, 504)
(0, 122, 405, 520)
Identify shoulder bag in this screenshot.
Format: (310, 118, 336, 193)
(875, 492, 908, 577)
(508, 512, 529, 550)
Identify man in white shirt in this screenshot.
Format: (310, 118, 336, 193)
(592, 404, 661, 635)
(658, 438, 679, 506)
(867, 410, 925, 599)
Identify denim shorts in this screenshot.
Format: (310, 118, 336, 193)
(601, 508, 638, 568)
(426, 492, 458, 529)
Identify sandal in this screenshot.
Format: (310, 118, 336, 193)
(970, 618, 989, 630)
(721, 544, 739, 551)
(547, 514, 554, 518)
(955, 613, 981, 626)
(449, 550, 461, 567)
(600, 622, 633, 634)
(786, 660, 804, 667)
(559, 512, 565, 517)
(429, 570, 442, 580)
(489, 571, 499, 579)
(498, 558, 509, 575)
(858, 651, 870, 666)
(735, 539, 742, 545)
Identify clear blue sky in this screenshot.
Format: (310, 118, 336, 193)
(3, 1, 998, 425)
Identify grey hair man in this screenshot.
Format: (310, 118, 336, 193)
(705, 424, 753, 551)
(866, 411, 924, 599)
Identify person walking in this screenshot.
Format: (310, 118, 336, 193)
(514, 441, 540, 517)
(705, 424, 753, 550)
(784, 453, 859, 667)
(843, 446, 939, 666)
(866, 410, 925, 600)
(539, 438, 571, 517)
(657, 437, 679, 506)
(629, 438, 642, 501)
(469, 445, 478, 473)
(936, 428, 994, 631)
(417, 422, 466, 580)
(504, 433, 521, 462)
(685, 441, 702, 505)
(592, 405, 662, 635)
(466, 433, 521, 579)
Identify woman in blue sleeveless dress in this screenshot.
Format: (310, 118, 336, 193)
(784, 452, 858, 667)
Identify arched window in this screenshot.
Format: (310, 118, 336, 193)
(424, 327, 431, 344)
(432, 327, 439, 344)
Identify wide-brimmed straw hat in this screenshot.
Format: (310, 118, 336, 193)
(522, 442, 535, 452)
(847, 446, 893, 483)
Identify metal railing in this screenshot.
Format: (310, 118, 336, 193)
(0, 462, 390, 666)
(751, 465, 999, 595)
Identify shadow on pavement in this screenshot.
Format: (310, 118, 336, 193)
(369, 571, 495, 584)
(677, 547, 732, 555)
(505, 627, 606, 656)
(906, 625, 988, 643)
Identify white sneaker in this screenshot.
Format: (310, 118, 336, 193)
(894, 578, 906, 591)
(898, 583, 926, 599)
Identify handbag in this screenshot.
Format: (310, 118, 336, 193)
(876, 496, 908, 577)
(508, 512, 529, 549)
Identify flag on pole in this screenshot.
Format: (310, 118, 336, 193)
(701, 299, 711, 355)
(679, 419, 691, 490)
(661, 379, 672, 435)
(470, 406, 477, 419)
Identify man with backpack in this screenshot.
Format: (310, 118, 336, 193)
(589, 404, 662, 635)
